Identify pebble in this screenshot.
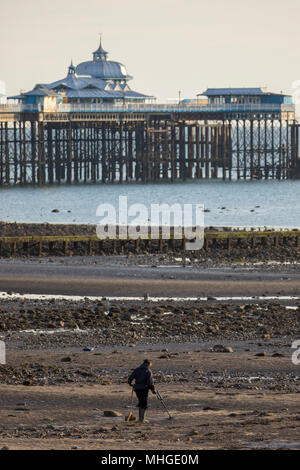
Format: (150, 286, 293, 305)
(61, 356, 72, 362)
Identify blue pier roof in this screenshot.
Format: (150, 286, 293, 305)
(76, 60, 132, 80)
(199, 87, 292, 106)
(201, 87, 291, 97)
(202, 88, 266, 96)
(8, 38, 153, 104)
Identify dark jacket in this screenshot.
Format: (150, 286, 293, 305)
(128, 363, 155, 391)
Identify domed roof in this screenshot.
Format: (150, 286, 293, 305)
(76, 60, 132, 80)
(75, 39, 133, 80)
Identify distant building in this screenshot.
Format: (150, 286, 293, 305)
(199, 87, 293, 105)
(0, 80, 6, 104)
(9, 39, 154, 106)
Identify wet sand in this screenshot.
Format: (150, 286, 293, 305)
(0, 343, 300, 450)
(0, 222, 299, 449)
(0, 291, 300, 449)
(0, 258, 299, 298)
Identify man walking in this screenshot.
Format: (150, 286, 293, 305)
(128, 359, 156, 423)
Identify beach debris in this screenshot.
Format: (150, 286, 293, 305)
(103, 410, 123, 417)
(212, 344, 234, 353)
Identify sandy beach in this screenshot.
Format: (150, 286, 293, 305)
(0, 223, 299, 450)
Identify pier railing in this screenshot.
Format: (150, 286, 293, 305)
(0, 103, 295, 114)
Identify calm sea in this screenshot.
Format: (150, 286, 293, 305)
(0, 180, 299, 228)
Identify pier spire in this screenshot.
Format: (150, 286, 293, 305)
(93, 34, 108, 61)
(68, 60, 76, 75)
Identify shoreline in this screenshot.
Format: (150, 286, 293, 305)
(1, 221, 299, 231)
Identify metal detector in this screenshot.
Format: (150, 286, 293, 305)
(156, 390, 174, 420)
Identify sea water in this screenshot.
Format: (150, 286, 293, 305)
(0, 179, 299, 228)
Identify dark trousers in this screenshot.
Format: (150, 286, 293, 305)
(135, 388, 149, 409)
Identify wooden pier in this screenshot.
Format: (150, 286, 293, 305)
(0, 103, 299, 185)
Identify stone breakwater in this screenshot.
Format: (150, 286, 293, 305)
(0, 222, 299, 261)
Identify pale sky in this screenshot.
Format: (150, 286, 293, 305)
(1, 0, 300, 101)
